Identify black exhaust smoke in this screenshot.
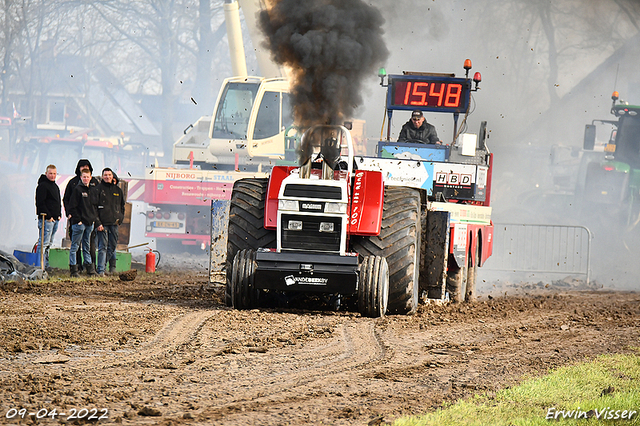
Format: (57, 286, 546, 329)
(258, 0, 388, 128)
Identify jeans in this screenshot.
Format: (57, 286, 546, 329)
(75, 230, 97, 268)
(97, 225, 119, 274)
(69, 223, 94, 267)
(38, 218, 58, 268)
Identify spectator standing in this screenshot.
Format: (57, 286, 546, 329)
(95, 168, 125, 275)
(35, 164, 61, 270)
(67, 169, 98, 277)
(63, 159, 99, 270)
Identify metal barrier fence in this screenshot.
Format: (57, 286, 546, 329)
(483, 223, 592, 283)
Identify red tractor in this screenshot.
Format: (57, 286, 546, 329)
(226, 125, 393, 317)
(225, 63, 494, 317)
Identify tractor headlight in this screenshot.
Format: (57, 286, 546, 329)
(319, 222, 335, 232)
(325, 202, 347, 214)
(279, 200, 299, 211)
(287, 220, 303, 231)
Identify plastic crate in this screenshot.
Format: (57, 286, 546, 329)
(12, 250, 41, 267)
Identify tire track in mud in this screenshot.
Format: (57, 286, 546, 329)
(91, 311, 390, 419)
(0, 306, 222, 412)
(189, 319, 391, 417)
(2, 285, 639, 426)
(65, 309, 221, 370)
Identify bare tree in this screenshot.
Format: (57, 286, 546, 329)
(470, 0, 640, 115)
(192, 0, 229, 113)
(6, 1, 113, 132)
(0, 0, 24, 117)
(406, 0, 638, 152)
(0, 0, 277, 159)
(12, 0, 52, 127)
(88, 0, 201, 157)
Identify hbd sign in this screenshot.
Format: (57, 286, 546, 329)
(432, 164, 478, 201)
(435, 172, 472, 186)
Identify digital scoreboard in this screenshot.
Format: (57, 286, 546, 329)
(387, 75, 471, 114)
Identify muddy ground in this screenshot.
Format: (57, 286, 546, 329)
(0, 264, 638, 425)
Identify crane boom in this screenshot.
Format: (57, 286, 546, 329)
(237, 0, 284, 78)
(223, 0, 248, 77)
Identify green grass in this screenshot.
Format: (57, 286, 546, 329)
(393, 350, 640, 426)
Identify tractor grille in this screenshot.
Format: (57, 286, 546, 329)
(281, 214, 342, 252)
(283, 184, 342, 200)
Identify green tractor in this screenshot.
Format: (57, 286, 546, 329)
(580, 91, 640, 240)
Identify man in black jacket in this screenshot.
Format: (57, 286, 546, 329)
(63, 159, 99, 270)
(398, 110, 442, 145)
(95, 168, 125, 275)
(35, 164, 61, 270)
(67, 169, 98, 277)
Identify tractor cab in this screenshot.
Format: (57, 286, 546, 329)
(610, 104, 640, 169)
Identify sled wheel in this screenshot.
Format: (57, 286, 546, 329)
(446, 253, 467, 303)
(466, 240, 478, 302)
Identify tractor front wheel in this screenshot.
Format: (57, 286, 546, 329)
(231, 249, 256, 309)
(226, 178, 276, 307)
(358, 255, 389, 318)
(351, 187, 420, 314)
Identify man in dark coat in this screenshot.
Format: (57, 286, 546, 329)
(67, 169, 98, 277)
(95, 168, 125, 275)
(63, 159, 99, 270)
(35, 164, 61, 270)
(398, 110, 442, 144)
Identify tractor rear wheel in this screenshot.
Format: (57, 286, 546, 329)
(358, 255, 389, 318)
(231, 249, 256, 309)
(226, 178, 276, 306)
(351, 187, 420, 314)
(446, 253, 467, 303)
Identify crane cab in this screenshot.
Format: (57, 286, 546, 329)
(173, 76, 293, 171)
